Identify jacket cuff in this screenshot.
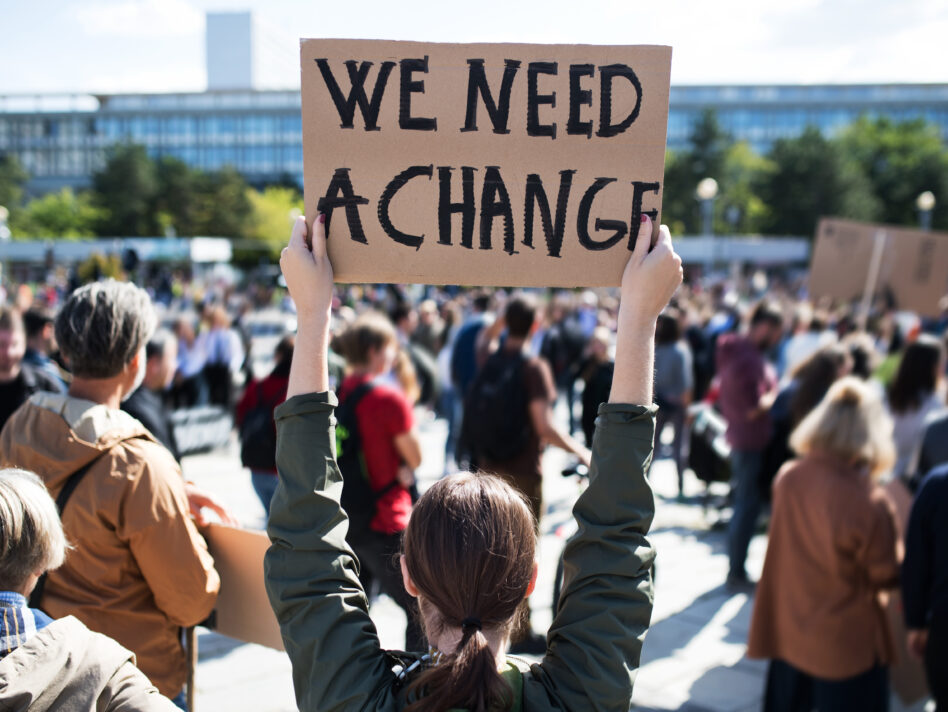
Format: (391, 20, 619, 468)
(274, 391, 338, 420)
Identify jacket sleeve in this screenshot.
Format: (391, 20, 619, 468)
(532, 402, 656, 712)
(265, 392, 398, 712)
(119, 443, 220, 627)
(862, 488, 901, 591)
(103, 660, 181, 712)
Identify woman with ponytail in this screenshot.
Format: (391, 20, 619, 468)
(265, 212, 682, 712)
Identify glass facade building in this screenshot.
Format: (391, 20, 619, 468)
(1, 83, 947, 196)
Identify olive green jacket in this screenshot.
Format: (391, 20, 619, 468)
(265, 392, 656, 712)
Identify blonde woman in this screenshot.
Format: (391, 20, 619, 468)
(748, 377, 900, 712)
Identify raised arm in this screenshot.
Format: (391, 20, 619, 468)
(265, 215, 399, 712)
(281, 215, 333, 398)
(532, 215, 682, 711)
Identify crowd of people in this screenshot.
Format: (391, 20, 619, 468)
(0, 211, 946, 710)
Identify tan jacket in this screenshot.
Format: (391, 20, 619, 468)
(0, 393, 220, 697)
(747, 453, 901, 679)
(0, 615, 177, 711)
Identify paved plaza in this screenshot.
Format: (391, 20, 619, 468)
(182, 409, 932, 712)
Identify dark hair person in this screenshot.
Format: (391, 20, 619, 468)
(264, 213, 682, 711)
(886, 335, 946, 478)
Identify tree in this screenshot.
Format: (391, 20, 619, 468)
(153, 156, 198, 237)
(9, 188, 102, 238)
(92, 144, 159, 236)
(662, 110, 733, 234)
(839, 116, 948, 230)
(755, 127, 879, 237)
(0, 154, 27, 211)
(718, 141, 771, 235)
(246, 186, 303, 258)
(191, 167, 252, 238)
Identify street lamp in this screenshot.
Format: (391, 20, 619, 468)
(696, 177, 719, 271)
(917, 191, 935, 231)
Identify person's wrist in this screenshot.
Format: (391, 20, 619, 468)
(618, 307, 657, 336)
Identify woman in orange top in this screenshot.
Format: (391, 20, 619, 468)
(747, 377, 900, 712)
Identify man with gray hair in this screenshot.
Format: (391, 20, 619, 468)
(0, 467, 177, 710)
(0, 279, 222, 708)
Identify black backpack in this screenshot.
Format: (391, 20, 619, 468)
(336, 382, 397, 537)
(460, 350, 530, 464)
(239, 382, 279, 471)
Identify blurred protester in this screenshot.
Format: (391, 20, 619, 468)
(902, 463, 948, 708)
(540, 299, 586, 435)
(171, 317, 207, 408)
(886, 335, 946, 480)
(0, 280, 224, 708)
(391, 303, 439, 408)
(762, 345, 853, 498)
(22, 307, 66, 387)
(917, 394, 948, 477)
(450, 292, 492, 400)
(203, 305, 244, 409)
(780, 304, 835, 377)
(580, 326, 615, 448)
(748, 378, 899, 711)
(652, 308, 693, 496)
(715, 301, 783, 589)
(122, 328, 181, 460)
(0, 467, 177, 711)
(842, 332, 880, 381)
(465, 295, 590, 653)
(334, 311, 424, 651)
(411, 298, 443, 355)
(236, 336, 294, 515)
(0, 306, 65, 433)
(436, 300, 464, 474)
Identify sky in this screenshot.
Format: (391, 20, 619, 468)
(1, 0, 946, 95)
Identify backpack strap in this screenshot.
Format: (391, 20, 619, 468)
(337, 381, 398, 498)
(29, 450, 110, 610)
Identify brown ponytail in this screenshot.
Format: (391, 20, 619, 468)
(402, 473, 536, 712)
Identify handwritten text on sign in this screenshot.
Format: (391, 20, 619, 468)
(300, 40, 672, 286)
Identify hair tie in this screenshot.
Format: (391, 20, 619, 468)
(461, 617, 482, 632)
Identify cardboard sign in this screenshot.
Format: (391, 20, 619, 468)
(300, 39, 672, 286)
(809, 218, 948, 317)
(205, 524, 284, 651)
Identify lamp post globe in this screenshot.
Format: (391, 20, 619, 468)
(916, 191, 936, 231)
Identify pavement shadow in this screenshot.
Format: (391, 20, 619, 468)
(643, 585, 755, 664)
(196, 629, 247, 661)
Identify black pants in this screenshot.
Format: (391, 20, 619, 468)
(928, 615, 947, 709)
(350, 530, 426, 652)
(763, 659, 888, 712)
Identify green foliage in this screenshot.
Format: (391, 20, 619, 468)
(755, 127, 880, 236)
(191, 167, 252, 238)
(0, 154, 27, 211)
(662, 110, 733, 234)
(9, 188, 103, 238)
(719, 142, 772, 234)
(246, 186, 303, 257)
(77, 252, 123, 283)
(92, 144, 159, 236)
(839, 116, 948, 230)
(90, 147, 253, 239)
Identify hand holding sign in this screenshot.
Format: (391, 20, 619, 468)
(280, 214, 334, 323)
